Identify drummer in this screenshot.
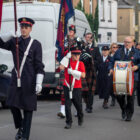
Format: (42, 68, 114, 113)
(109, 36, 140, 121)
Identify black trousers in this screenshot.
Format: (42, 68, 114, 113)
(136, 81, 140, 106)
(116, 94, 134, 116)
(110, 75, 116, 101)
(86, 79, 94, 110)
(63, 86, 83, 125)
(11, 107, 33, 140)
(116, 82, 137, 117)
(86, 89, 94, 110)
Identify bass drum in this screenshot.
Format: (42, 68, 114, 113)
(113, 61, 134, 96)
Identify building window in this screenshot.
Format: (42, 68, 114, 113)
(101, 0, 105, 21)
(107, 32, 112, 42)
(108, 1, 112, 22)
(90, 0, 93, 14)
(98, 34, 101, 43)
(133, 11, 135, 28)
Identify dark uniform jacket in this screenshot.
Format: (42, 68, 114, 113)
(0, 36, 44, 111)
(80, 43, 101, 92)
(90, 44, 101, 72)
(109, 46, 140, 81)
(97, 55, 112, 99)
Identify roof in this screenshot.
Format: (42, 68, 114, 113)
(126, 0, 137, 5)
(118, 0, 134, 8)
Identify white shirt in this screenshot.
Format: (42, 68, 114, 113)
(103, 56, 107, 62)
(125, 48, 131, 55)
(88, 43, 92, 49)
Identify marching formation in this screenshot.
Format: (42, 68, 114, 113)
(0, 17, 140, 140)
(57, 24, 140, 129)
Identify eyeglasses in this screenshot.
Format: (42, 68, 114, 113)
(112, 47, 118, 49)
(124, 41, 132, 44)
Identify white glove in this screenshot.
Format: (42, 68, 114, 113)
(77, 37, 81, 42)
(72, 70, 82, 80)
(14, 31, 20, 38)
(36, 74, 44, 94)
(65, 52, 71, 59)
(36, 84, 42, 95)
(0, 31, 20, 42)
(68, 68, 81, 80)
(68, 68, 73, 75)
(60, 52, 71, 68)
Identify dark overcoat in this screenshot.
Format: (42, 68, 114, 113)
(0, 36, 44, 111)
(97, 55, 112, 99)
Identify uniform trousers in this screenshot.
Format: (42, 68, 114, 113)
(11, 107, 33, 140)
(85, 71, 94, 110)
(86, 89, 94, 110)
(63, 86, 83, 125)
(116, 82, 137, 117)
(136, 81, 140, 106)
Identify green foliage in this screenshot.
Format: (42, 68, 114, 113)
(75, 0, 84, 11)
(85, 13, 94, 34)
(93, 4, 99, 41)
(75, 1, 99, 41)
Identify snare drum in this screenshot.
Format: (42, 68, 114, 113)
(113, 61, 134, 96)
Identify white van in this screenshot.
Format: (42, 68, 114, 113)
(0, 1, 91, 95)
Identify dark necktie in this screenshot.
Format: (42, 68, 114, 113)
(126, 49, 129, 56)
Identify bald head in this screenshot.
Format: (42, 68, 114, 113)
(124, 36, 133, 49)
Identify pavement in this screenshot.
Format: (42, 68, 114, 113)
(0, 96, 140, 140)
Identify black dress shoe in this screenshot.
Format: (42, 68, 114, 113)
(121, 110, 126, 120)
(64, 123, 71, 129)
(57, 112, 65, 118)
(103, 102, 109, 109)
(125, 114, 132, 121)
(86, 108, 92, 113)
(102, 100, 109, 109)
(78, 117, 83, 126)
(15, 128, 23, 140)
(110, 100, 115, 106)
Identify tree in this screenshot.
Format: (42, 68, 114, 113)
(75, 0, 99, 41)
(93, 4, 99, 41)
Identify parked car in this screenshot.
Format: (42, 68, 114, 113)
(0, 65, 11, 108)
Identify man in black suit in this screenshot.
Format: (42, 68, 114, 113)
(81, 33, 101, 113)
(109, 36, 140, 121)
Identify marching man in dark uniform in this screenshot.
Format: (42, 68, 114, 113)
(109, 36, 140, 121)
(60, 45, 85, 129)
(0, 17, 44, 140)
(81, 32, 101, 113)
